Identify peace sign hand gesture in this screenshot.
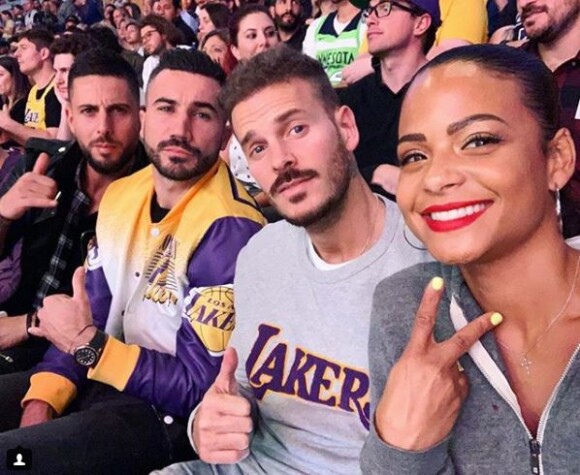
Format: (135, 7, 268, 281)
(374, 277, 503, 451)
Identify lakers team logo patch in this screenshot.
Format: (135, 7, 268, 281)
(86, 237, 101, 270)
(143, 235, 179, 306)
(185, 285, 235, 355)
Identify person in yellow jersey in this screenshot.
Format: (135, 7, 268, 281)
(427, 0, 488, 58)
(0, 28, 61, 145)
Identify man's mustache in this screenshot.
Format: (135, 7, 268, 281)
(89, 134, 121, 147)
(157, 136, 201, 158)
(270, 167, 318, 195)
(521, 4, 547, 22)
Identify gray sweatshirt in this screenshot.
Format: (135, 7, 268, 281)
(361, 261, 580, 475)
(160, 198, 429, 475)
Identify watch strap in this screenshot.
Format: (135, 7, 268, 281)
(87, 330, 108, 367)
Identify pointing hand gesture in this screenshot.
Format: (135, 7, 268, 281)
(0, 153, 58, 221)
(29, 267, 96, 353)
(374, 277, 503, 451)
(194, 347, 253, 464)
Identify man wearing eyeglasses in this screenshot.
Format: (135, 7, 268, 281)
(140, 14, 179, 93)
(340, 0, 440, 198)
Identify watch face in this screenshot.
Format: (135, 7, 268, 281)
(74, 346, 97, 367)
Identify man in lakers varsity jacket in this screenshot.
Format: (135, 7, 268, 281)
(0, 50, 264, 474)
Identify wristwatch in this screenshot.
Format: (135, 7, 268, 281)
(73, 329, 108, 367)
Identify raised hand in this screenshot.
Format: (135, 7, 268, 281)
(193, 347, 253, 464)
(0, 153, 58, 221)
(374, 277, 503, 451)
(29, 267, 96, 353)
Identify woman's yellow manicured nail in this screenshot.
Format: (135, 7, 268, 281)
(490, 313, 503, 326)
(431, 277, 444, 291)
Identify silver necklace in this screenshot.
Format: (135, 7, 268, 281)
(497, 254, 580, 376)
(358, 195, 382, 258)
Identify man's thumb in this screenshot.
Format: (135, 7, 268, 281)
(214, 347, 239, 395)
(72, 266, 88, 303)
(32, 152, 51, 175)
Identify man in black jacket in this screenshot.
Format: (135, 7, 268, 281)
(0, 50, 147, 374)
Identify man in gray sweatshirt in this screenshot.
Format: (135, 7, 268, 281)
(157, 46, 429, 475)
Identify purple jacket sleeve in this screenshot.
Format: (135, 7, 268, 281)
(31, 238, 113, 395)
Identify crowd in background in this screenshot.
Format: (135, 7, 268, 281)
(0, 0, 577, 473)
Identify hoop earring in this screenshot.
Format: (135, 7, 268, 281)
(555, 187, 563, 233)
(403, 225, 427, 251)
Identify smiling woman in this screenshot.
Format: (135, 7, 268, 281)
(361, 45, 580, 474)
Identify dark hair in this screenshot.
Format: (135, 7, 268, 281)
(49, 32, 89, 57)
(421, 22, 437, 54)
(412, 45, 561, 147)
(200, 28, 238, 75)
(229, 4, 274, 47)
(220, 45, 338, 118)
(139, 14, 185, 46)
(2, 10, 13, 19)
(68, 49, 140, 103)
(148, 48, 226, 91)
(201, 3, 231, 30)
(0, 56, 30, 104)
(170, 0, 180, 10)
(86, 25, 123, 53)
(17, 28, 54, 51)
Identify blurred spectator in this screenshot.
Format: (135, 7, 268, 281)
(112, 5, 126, 28)
(302, 0, 366, 87)
(58, 0, 86, 26)
(159, 0, 197, 46)
(197, 3, 230, 42)
(23, 0, 41, 28)
(125, 19, 143, 54)
(50, 33, 90, 140)
(518, 0, 580, 238)
(200, 28, 237, 74)
(124, 0, 142, 19)
(103, 2, 116, 27)
(487, 0, 517, 35)
(427, 0, 488, 58)
(37, 0, 59, 31)
(140, 14, 180, 90)
(12, 5, 25, 31)
(1, 11, 16, 39)
(64, 14, 81, 31)
(0, 56, 31, 147)
(271, 0, 306, 50)
(3, 29, 60, 144)
(230, 4, 278, 60)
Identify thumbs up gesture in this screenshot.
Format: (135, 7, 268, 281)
(29, 267, 96, 353)
(193, 347, 253, 464)
(0, 152, 58, 221)
(374, 277, 503, 451)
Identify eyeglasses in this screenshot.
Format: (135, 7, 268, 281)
(363, 0, 420, 19)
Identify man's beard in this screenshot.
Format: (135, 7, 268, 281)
(145, 135, 218, 181)
(275, 12, 299, 32)
(80, 135, 135, 176)
(268, 135, 355, 230)
(522, 1, 580, 43)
